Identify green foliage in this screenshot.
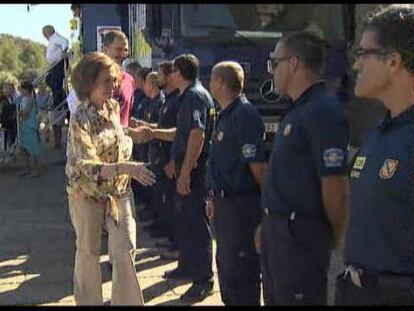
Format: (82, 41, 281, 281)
(0, 71, 19, 88)
(0, 33, 47, 85)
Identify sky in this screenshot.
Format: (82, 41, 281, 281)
(0, 4, 73, 46)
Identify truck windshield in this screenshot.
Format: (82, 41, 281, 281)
(180, 4, 345, 42)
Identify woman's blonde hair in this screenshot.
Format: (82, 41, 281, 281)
(71, 52, 121, 101)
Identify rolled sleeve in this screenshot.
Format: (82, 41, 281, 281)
(237, 108, 266, 163)
(307, 106, 349, 176)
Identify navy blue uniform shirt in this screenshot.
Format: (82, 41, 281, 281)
(147, 92, 166, 165)
(131, 88, 146, 120)
(262, 81, 349, 216)
(208, 95, 265, 194)
(171, 80, 215, 165)
(345, 106, 414, 274)
(151, 89, 181, 170)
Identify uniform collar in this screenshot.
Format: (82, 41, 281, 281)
(292, 80, 325, 109)
(165, 88, 180, 99)
(378, 104, 414, 130)
(179, 80, 199, 98)
(219, 95, 243, 116)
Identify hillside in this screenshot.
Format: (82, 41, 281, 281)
(0, 33, 47, 86)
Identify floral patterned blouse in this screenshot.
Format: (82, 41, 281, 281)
(66, 98, 133, 223)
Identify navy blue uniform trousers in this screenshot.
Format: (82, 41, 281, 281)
(176, 164, 213, 283)
(261, 211, 332, 305)
(213, 193, 261, 305)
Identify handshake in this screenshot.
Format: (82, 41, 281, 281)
(127, 120, 155, 144)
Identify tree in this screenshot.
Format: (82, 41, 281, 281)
(0, 71, 19, 88)
(0, 37, 20, 73)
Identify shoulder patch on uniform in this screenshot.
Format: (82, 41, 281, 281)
(193, 109, 201, 122)
(379, 159, 398, 179)
(283, 123, 292, 136)
(242, 144, 257, 159)
(323, 148, 344, 168)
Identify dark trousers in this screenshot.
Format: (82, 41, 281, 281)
(213, 193, 261, 305)
(46, 60, 66, 109)
(176, 165, 213, 283)
(335, 270, 414, 305)
(152, 172, 178, 241)
(261, 211, 333, 305)
(4, 124, 16, 150)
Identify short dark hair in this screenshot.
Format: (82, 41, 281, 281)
(173, 54, 199, 81)
(280, 31, 326, 75)
(20, 81, 34, 93)
(125, 61, 142, 77)
(363, 4, 414, 75)
(103, 30, 127, 47)
(136, 67, 151, 82)
(158, 60, 174, 76)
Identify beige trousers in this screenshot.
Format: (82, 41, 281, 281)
(68, 191, 144, 306)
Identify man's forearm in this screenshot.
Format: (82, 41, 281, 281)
(249, 162, 267, 188)
(322, 176, 349, 248)
(153, 128, 176, 142)
(180, 129, 204, 176)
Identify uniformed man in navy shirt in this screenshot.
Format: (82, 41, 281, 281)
(155, 61, 181, 259)
(260, 31, 350, 305)
(206, 61, 266, 305)
(149, 54, 215, 303)
(336, 5, 414, 305)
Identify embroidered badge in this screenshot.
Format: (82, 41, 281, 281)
(193, 109, 201, 122)
(323, 148, 345, 168)
(283, 123, 292, 136)
(353, 156, 367, 170)
(217, 131, 224, 141)
(379, 159, 399, 179)
(241, 144, 257, 159)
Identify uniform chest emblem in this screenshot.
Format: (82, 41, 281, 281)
(353, 156, 366, 170)
(379, 159, 399, 179)
(217, 131, 224, 141)
(283, 123, 292, 136)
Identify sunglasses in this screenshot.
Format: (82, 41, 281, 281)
(267, 56, 293, 73)
(351, 48, 393, 60)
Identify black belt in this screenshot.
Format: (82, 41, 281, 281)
(263, 208, 324, 220)
(213, 189, 260, 199)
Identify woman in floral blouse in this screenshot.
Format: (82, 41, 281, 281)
(66, 51, 155, 305)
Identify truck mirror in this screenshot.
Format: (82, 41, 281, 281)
(260, 79, 280, 104)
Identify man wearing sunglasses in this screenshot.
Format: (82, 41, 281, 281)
(336, 4, 414, 305)
(259, 31, 350, 305)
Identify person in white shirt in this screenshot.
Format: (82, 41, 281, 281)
(66, 88, 79, 116)
(42, 25, 69, 149)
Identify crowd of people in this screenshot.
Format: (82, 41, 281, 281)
(1, 3, 413, 307)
